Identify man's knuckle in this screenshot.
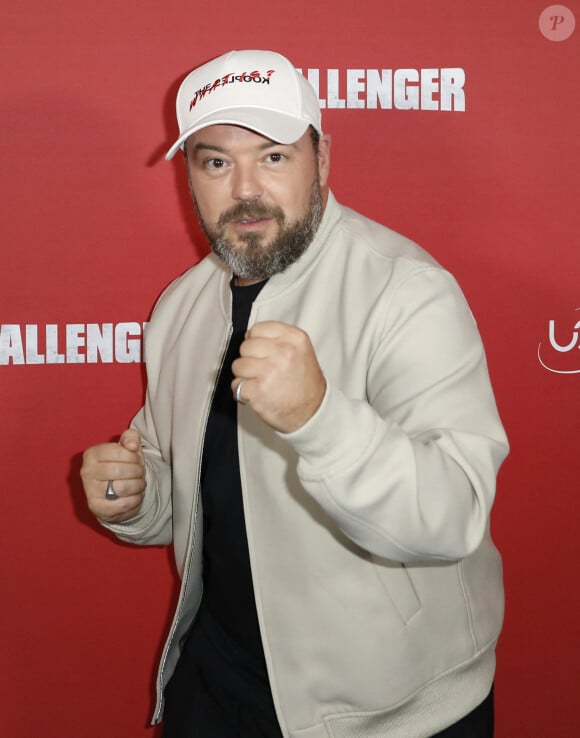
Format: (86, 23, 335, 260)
(278, 343, 294, 362)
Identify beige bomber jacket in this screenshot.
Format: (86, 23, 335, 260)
(106, 192, 509, 737)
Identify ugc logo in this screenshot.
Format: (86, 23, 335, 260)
(537, 308, 580, 375)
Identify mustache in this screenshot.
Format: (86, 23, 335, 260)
(217, 203, 285, 226)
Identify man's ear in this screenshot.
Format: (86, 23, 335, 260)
(317, 134, 331, 188)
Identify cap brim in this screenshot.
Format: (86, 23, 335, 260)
(165, 108, 311, 160)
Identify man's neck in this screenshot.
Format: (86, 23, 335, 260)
(234, 275, 264, 287)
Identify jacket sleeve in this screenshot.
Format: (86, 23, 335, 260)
(98, 275, 190, 547)
(280, 266, 509, 563)
(100, 400, 173, 547)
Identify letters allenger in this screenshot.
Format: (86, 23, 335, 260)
(297, 67, 466, 111)
(0, 323, 148, 365)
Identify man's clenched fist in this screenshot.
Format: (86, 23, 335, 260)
(80, 429, 146, 523)
(231, 321, 326, 433)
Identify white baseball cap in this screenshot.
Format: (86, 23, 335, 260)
(165, 50, 322, 160)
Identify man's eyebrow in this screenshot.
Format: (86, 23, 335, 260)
(191, 142, 227, 154)
(258, 141, 298, 151)
(257, 140, 298, 151)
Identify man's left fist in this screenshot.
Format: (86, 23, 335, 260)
(231, 321, 326, 433)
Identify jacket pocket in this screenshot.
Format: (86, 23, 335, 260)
(369, 555, 422, 625)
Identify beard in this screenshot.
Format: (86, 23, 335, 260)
(193, 178, 324, 281)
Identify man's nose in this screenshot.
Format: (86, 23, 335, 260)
(231, 165, 263, 201)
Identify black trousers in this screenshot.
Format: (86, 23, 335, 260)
(162, 607, 494, 738)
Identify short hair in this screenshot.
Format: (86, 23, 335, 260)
(308, 125, 320, 155)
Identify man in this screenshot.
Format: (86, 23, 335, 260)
(81, 50, 508, 737)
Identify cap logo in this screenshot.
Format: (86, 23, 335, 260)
(189, 69, 277, 111)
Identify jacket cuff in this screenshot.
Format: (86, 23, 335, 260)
(278, 382, 381, 478)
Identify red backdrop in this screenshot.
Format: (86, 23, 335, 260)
(1, 2, 578, 736)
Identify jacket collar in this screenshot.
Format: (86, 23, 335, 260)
(259, 190, 341, 300)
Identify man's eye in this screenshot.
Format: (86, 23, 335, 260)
(267, 152, 285, 163)
(206, 158, 225, 169)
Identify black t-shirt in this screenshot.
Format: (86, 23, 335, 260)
(200, 278, 267, 657)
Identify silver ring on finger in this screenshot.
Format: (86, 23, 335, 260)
(105, 480, 118, 500)
(235, 380, 247, 405)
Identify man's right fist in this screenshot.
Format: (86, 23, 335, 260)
(80, 429, 146, 523)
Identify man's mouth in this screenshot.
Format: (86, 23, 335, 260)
(232, 217, 273, 233)
(219, 205, 283, 228)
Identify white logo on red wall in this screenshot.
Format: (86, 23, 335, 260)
(0, 323, 148, 365)
(537, 309, 580, 374)
(539, 5, 576, 41)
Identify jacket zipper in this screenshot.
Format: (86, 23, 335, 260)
(152, 322, 233, 724)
